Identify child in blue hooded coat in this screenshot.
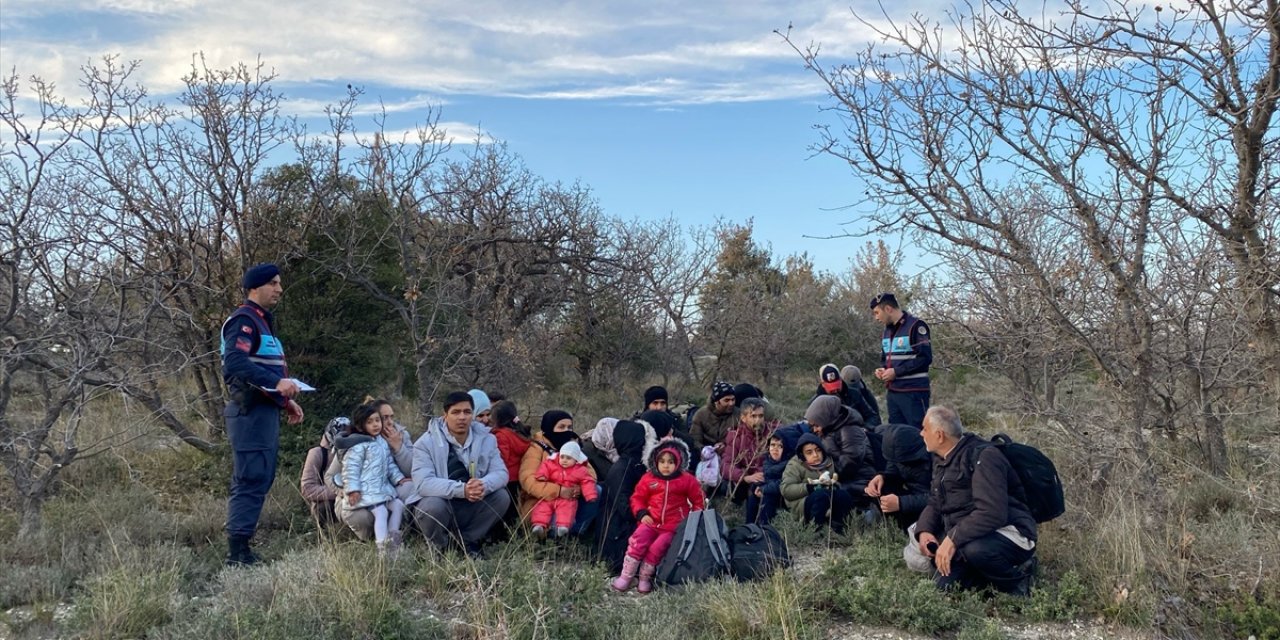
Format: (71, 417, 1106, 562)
(745, 433, 792, 525)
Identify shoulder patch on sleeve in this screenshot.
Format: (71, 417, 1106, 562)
(234, 337, 252, 352)
(918, 325, 928, 335)
(241, 325, 253, 334)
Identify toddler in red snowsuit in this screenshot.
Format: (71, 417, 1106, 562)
(611, 439, 704, 594)
(530, 441, 598, 538)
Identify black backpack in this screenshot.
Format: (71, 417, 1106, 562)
(656, 509, 731, 586)
(970, 433, 1065, 523)
(726, 524, 790, 581)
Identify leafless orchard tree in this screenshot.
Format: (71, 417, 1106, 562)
(614, 217, 721, 387)
(784, 0, 1280, 481)
(0, 56, 313, 530)
(1, 71, 219, 535)
(294, 93, 629, 416)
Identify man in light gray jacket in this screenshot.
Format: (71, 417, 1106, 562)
(412, 391, 510, 556)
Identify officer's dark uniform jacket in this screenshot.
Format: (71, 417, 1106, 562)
(915, 433, 1037, 549)
(881, 312, 932, 393)
(221, 300, 288, 450)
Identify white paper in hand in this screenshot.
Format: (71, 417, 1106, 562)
(289, 378, 317, 392)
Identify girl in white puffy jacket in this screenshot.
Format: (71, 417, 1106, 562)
(342, 402, 411, 555)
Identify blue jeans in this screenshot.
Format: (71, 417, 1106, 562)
(744, 489, 781, 525)
(803, 487, 856, 534)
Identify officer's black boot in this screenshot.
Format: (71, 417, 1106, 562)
(226, 535, 260, 567)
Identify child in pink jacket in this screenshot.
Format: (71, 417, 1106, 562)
(611, 439, 705, 594)
(530, 441, 599, 539)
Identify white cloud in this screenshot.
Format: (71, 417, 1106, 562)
(300, 122, 496, 148)
(0, 0, 935, 105)
(282, 94, 448, 119)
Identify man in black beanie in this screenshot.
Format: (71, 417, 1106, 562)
(690, 380, 738, 450)
(634, 385, 684, 429)
(220, 263, 305, 566)
(642, 385, 669, 412)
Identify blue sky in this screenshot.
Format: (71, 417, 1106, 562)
(0, 0, 944, 275)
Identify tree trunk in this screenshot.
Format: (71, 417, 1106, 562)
(1201, 408, 1229, 478)
(18, 496, 44, 538)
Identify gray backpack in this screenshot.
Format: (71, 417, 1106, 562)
(656, 509, 731, 586)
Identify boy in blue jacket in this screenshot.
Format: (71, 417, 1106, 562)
(744, 434, 792, 525)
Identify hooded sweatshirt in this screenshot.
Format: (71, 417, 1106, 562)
(629, 439, 705, 533)
(410, 417, 507, 501)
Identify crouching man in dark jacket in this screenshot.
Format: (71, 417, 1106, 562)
(914, 406, 1037, 596)
(865, 424, 932, 532)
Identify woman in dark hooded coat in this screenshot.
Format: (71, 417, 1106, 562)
(594, 420, 651, 573)
(640, 409, 697, 471)
(803, 395, 877, 501)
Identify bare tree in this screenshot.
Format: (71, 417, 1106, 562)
(27, 56, 301, 440)
(1, 69, 223, 534)
(615, 217, 720, 386)
(784, 0, 1280, 481)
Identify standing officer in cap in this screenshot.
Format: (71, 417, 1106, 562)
(221, 263, 304, 566)
(871, 293, 932, 428)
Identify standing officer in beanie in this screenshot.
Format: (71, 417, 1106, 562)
(871, 293, 932, 428)
(221, 263, 304, 566)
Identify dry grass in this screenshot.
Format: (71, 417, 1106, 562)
(1, 371, 1277, 639)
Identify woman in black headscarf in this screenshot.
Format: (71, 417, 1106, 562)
(594, 419, 652, 572)
(517, 410, 599, 534)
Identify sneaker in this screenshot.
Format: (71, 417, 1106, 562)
(532, 525, 547, 541)
(555, 526, 570, 538)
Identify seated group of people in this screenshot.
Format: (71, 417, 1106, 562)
(299, 370, 1039, 596)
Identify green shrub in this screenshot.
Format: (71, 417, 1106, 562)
(956, 617, 1008, 640)
(152, 545, 445, 640)
(688, 572, 820, 640)
(0, 564, 75, 609)
(1014, 569, 1089, 622)
(816, 538, 987, 635)
(1210, 585, 1280, 640)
